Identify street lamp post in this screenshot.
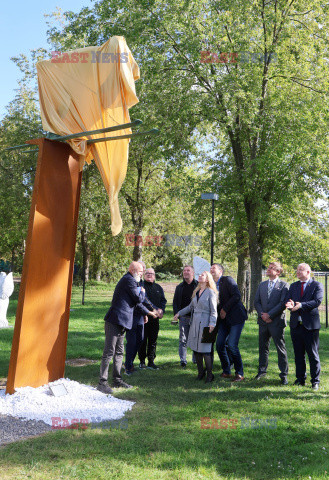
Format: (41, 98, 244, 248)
(201, 193, 219, 265)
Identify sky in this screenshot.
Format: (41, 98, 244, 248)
(0, 0, 93, 119)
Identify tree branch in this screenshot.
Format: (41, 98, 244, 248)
(268, 75, 326, 93)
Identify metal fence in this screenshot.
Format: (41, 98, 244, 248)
(312, 272, 328, 328)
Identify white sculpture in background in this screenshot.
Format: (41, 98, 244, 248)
(193, 256, 211, 280)
(0, 272, 14, 328)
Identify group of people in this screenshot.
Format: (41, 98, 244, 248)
(97, 261, 166, 394)
(97, 260, 324, 394)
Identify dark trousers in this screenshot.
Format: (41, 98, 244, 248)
(138, 318, 159, 363)
(99, 322, 125, 384)
(216, 321, 245, 376)
(258, 322, 288, 379)
(179, 315, 191, 363)
(194, 351, 212, 376)
(125, 323, 144, 370)
(290, 324, 320, 384)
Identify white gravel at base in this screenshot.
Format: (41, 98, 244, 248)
(0, 378, 134, 426)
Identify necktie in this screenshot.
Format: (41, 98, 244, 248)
(268, 281, 274, 298)
(301, 282, 305, 296)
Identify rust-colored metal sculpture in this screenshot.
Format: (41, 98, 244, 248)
(6, 139, 82, 394)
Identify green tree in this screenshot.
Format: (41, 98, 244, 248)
(99, 0, 329, 304)
(7, 0, 329, 294)
(0, 87, 43, 271)
(46, 6, 204, 271)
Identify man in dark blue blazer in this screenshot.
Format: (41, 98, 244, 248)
(211, 263, 248, 382)
(254, 262, 289, 384)
(285, 263, 324, 390)
(125, 261, 157, 375)
(97, 262, 146, 394)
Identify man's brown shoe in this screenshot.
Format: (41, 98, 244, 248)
(220, 373, 232, 378)
(232, 374, 244, 382)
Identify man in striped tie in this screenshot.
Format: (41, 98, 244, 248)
(285, 263, 324, 390)
(254, 262, 289, 384)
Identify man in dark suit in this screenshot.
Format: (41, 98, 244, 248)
(254, 262, 289, 384)
(210, 263, 248, 382)
(138, 268, 167, 369)
(97, 262, 146, 394)
(285, 263, 324, 390)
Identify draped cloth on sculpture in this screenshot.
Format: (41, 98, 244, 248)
(37, 36, 140, 235)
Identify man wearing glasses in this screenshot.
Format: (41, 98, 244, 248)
(138, 268, 167, 369)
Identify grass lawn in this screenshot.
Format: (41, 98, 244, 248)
(0, 283, 329, 479)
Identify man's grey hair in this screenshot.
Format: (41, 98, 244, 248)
(145, 268, 155, 274)
(298, 263, 311, 272)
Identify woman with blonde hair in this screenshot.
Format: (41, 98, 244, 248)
(174, 271, 218, 382)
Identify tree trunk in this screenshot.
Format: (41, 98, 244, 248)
(248, 219, 263, 312)
(11, 248, 16, 273)
(235, 229, 249, 307)
(95, 253, 103, 281)
(81, 226, 90, 282)
(133, 227, 143, 261)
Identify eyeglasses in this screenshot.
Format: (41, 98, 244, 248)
(145, 272, 155, 275)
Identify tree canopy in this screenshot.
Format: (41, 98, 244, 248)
(1, 0, 329, 305)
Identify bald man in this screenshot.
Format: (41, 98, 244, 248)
(98, 262, 145, 393)
(285, 263, 324, 390)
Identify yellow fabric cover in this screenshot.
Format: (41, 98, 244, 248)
(37, 36, 140, 235)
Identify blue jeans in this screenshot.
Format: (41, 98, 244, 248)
(216, 321, 245, 376)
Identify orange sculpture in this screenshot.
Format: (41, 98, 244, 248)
(6, 36, 141, 394)
(6, 139, 82, 394)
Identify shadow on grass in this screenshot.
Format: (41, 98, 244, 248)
(1, 287, 329, 479)
(1, 360, 328, 480)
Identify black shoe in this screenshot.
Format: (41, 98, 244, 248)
(97, 382, 113, 394)
(124, 368, 134, 376)
(197, 369, 206, 380)
(139, 362, 146, 369)
(180, 361, 187, 368)
(112, 380, 133, 389)
(294, 379, 305, 386)
(312, 383, 319, 391)
(147, 362, 159, 370)
(281, 378, 288, 385)
(205, 373, 214, 383)
(254, 372, 267, 380)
